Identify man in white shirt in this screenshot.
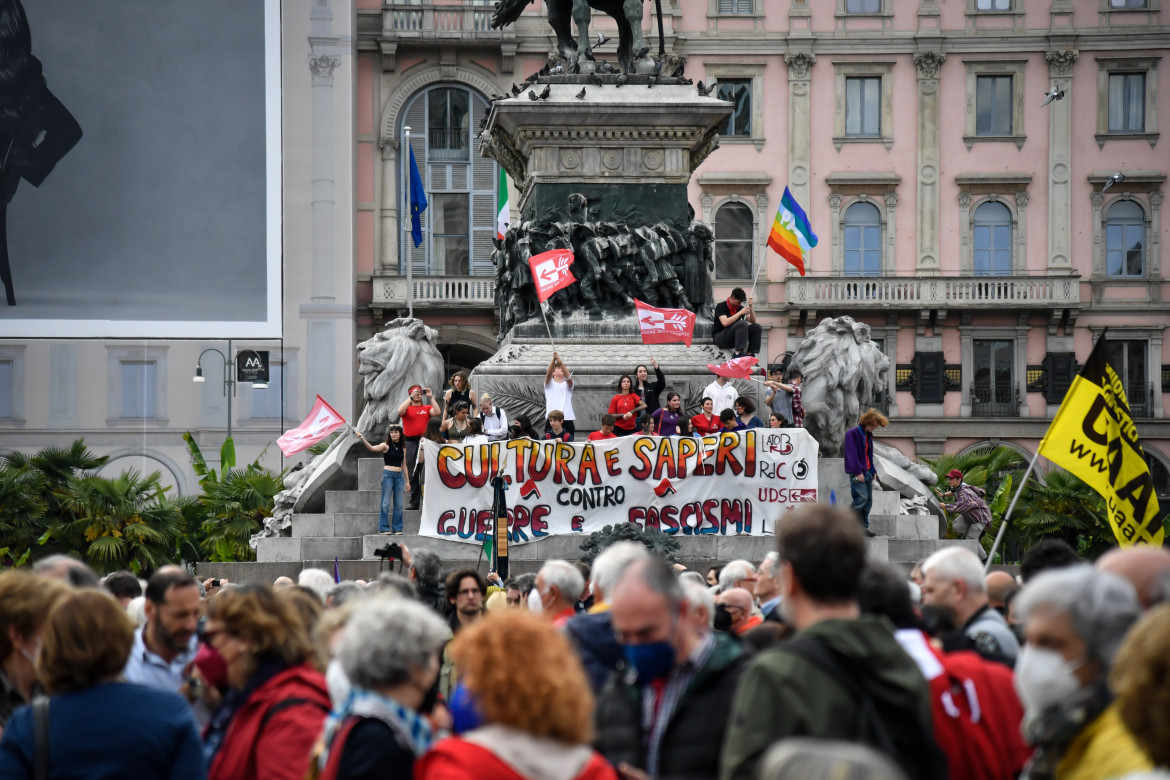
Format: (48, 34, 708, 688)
(544, 351, 576, 436)
(477, 394, 509, 441)
(702, 375, 739, 417)
(123, 566, 200, 693)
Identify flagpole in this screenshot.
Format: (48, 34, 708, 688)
(983, 451, 1040, 573)
(539, 303, 559, 356)
(404, 125, 414, 320)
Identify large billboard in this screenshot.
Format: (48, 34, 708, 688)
(1, 0, 281, 338)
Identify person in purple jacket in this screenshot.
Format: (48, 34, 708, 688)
(843, 409, 889, 537)
(650, 392, 684, 436)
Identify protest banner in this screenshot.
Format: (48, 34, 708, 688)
(418, 429, 820, 545)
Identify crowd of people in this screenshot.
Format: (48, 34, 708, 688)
(1, 509, 1168, 780)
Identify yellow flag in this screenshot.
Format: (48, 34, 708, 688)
(1038, 338, 1163, 546)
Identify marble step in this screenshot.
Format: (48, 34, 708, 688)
(887, 538, 985, 565)
(868, 514, 942, 540)
(291, 511, 423, 538)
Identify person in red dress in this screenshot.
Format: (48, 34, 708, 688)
(607, 375, 645, 436)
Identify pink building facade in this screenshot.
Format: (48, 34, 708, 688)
(355, 0, 1169, 502)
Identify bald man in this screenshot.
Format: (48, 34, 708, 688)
(716, 588, 762, 635)
(985, 570, 1019, 615)
(1096, 547, 1170, 610)
(273, 576, 295, 591)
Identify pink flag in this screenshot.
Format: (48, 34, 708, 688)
(707, 356, 759, 379)
(634, 299, 696, 348)
(528, 248, 576, 302)
(277, 395, 347, 456)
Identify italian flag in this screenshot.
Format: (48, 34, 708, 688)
(767, 186, 818, 276)
(496, 166, 510, 240)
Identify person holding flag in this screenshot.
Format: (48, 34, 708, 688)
(544, 351, 576, 437)
(712, 286, 760, 359)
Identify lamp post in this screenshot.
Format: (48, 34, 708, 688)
(192, 340, 269, 441)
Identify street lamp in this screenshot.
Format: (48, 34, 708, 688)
(191, 340, 269, 440)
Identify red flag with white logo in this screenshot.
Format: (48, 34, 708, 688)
(277, 395, 348, 456)
(528, 248, 576, 302)
(707, 356, 759, 379)
(634, 299, 696, 348)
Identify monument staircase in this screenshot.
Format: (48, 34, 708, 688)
(199, 457, 983, 584)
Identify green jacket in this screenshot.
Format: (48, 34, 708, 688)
(719, 616, 932, 780)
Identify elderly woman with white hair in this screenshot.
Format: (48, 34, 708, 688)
(1013, 565, 1151, 780)
(315, 597, 449, 779)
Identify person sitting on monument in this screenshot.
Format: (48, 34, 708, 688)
(442, 401, 474, 442)
(607, 374, 645, 436)
(443, 370, 477, 420)
(720, 409, 742, 433)
(544, 352, 576, 437)
(588, 414, 618, 441)
(477, 393, 509, 441)
(735, 397, 764, 430)
(633, 359, 666, 421)
(650, 391, 684, 436)
(713, 287, 761, 359)
(692, 397, 721, 436)
(544, 410, 573, 443)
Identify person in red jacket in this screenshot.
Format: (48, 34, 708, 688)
(202, 584, 331, 780)
(414, 611, 617, 780)
(691, 396, 720, 437)
(607, 374, 645, 436)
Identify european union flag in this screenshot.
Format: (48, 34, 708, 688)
(408, 143, 428, 248)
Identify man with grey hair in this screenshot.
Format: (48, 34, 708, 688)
(298, 568, 335, 602)
(755, 551, 782, 621)
(681, 577, 715, 634)
(921, 545, 1019, 665)
(330, 596, 449, 774)
(597, 557, 745, 780)
(1012, 566, 1151, 778)
(718, 559, 757, 593)
(533, 559, 584, 628)
(402, 545, 446, 616)
(33, 554, 99, 588)
(565, 542, 651, 692)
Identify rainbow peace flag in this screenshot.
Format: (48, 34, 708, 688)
(767, 186, 818, 276)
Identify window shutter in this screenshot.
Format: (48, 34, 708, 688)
(912, 352, 945, 404)
(718, 0, 735, 14)
(1044, 352, 1077, 405)
(470, 94, 495, 276)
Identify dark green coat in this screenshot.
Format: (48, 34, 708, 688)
(594, 632, 745, 780)
(719, 616, 933, 780)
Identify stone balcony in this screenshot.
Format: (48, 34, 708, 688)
(371, 274, 496, 313)
(374, 3, 518, 70)
(786, 273, 1081, 310)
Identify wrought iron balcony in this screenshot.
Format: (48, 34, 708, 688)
(1127, 382, 1154, 419)
(372, 275, 496, 309)
(971, 386, 1020, 418)
(786, 273, 1081, 309)
(383, 3, 509, 39)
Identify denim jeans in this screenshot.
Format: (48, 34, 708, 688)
(380, 470, 406, 533)
(850, 475, 874, 528)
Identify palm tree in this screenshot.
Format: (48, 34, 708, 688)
(1012, 469, 1115, 560)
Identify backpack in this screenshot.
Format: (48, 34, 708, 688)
(782, 636, 950, 780)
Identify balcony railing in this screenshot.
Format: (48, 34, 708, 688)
(971, 386, 1019, 418)
(786, 274, 1081, 308)
(1127, 383, 1154, 419)
(384, 4, 503, 37)
(373, 275, 496, 309)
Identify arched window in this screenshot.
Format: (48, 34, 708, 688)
(399, 85, 494, 277)
(1106, 199, 1145, 277)
(843, 201, 880, 277)
(714, 202, 754, 279)
(973, 200, 1012, 276)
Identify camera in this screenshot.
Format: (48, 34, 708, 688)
(374, 543, 402, 560)
(210, 579, 220, 587)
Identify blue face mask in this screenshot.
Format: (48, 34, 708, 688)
(448, 681, 485, 734)
(623, 640, 676, 684)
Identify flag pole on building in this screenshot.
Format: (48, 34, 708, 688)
(405, 126, 430, 321)
(404, 126, 413, 319)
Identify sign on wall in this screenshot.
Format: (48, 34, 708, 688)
(236, 350, 270, 383)
(419, 430, 820, 545)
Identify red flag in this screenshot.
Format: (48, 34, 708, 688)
(634, 299, 696, 347)
(528, 248, 576, 302)
(707, 356, 759, 379)
(277, 395, 347, 456)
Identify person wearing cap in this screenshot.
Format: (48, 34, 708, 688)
(936, 469, 991, 548)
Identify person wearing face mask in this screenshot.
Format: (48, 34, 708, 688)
(1012, 566, 1150, 780)
(0, 571, 69, 732)
(416, 611, 618, 780)
(201, 584, 331, 780)
(596, 557, 746, 780)
(315, 598, 448, 780)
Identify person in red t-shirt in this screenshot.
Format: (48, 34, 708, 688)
(691, 397, 720, 437)
(588, 415, 618, 441)
(396, 385, 440, 509)
(607, 375, 645, 436)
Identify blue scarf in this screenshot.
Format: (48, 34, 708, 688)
(318, 687, 434, 770)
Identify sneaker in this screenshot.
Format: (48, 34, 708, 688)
(380, 530, 392, 535)
(864, 529, 876, 538)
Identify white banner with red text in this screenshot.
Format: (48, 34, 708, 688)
(418, 430, 820, 546)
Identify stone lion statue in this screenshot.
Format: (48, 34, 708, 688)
(788, 316, 891, 458)
(257, 318, 445, 540)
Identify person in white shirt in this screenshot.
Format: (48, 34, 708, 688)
(463, 418, 490, 447)
(702, 375, 739, 417)
(544, 351, 576, 436)
(477, 394, 509, 441)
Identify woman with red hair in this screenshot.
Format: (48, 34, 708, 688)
(415, 611, 617, 780)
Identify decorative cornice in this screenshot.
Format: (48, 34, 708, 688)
(309, 55, 341, 84)
(785, 53, 816, 80)
(1046, 49, 1079, 77)
(914, 51, 946, 79)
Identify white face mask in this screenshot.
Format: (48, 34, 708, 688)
(527, 588, 544, 613)
(326, 658, 352, 707)
(1014, 645, 1083, 723)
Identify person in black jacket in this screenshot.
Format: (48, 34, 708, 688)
(402, 545, 448, 616)
(595, 557, 745, 780)
(317, 598, 448, 780)
(633, 358, 666, 423)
